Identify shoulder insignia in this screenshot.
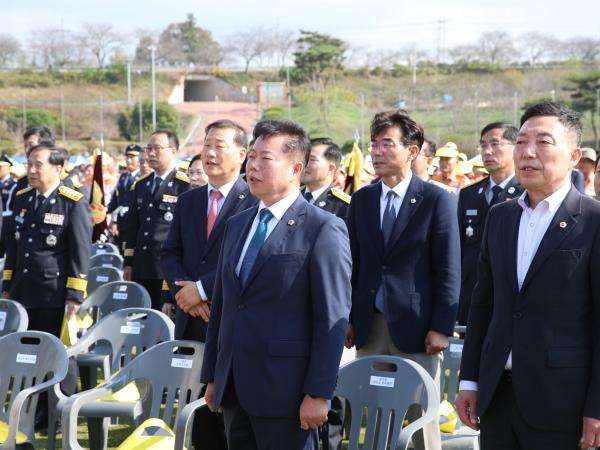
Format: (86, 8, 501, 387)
(18, 174, 27, 181)
(59, 185, 84, 201)
(130, 172, 153, 191)
(330, 187, 351, 204)
(60, 173, 68, 180)
(16, 186, 33, 197)
(429, 179, 456, 193)
(73, 181, 83, 189)
(175, 171, 190, 183)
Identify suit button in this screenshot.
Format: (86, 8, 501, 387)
(144, 232, 148, 236)
(146, 217, 151, 222)
(238, 304, 245, 310)
(142, 246, 147, 250)
(149, 203, 153, 208)
(24, 253, 29, 257)
(23, 268, 28, 273)
(31, 223, 35, 228)
(200, 260, 206, 265)
(513, 312, 523, 319)
(28, 238, 32, 243)
(382, 265, 387, 271)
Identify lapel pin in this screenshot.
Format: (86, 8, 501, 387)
(410, 198, 416, 204)
(318, 201, 326, 207)
(28, 196, 32, 202)
(50, 198, 56, 205)
(239, 193, 245, 199)
(478, 187, 483, 194)
(288, 219, 295, 226)
(168, 181, 173, 187)
(559, 221, 567, 229)
(508, 187, 515, 194)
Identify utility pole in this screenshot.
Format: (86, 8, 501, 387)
(286, 67, 292, 119)
(513, 91, 518, 126)
(99, 96, 104, 149)
(360, 94, 365, 153)
(596, 88, 600, 151)
(149, 45, 157, 129)
(21, 94, 26, 134)
(139, 97, 143, 143)
(127, 61, 132, 106)
(61, 92, 66, 144)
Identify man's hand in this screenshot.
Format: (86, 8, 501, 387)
(580, 416, 600, 449)
(205, 382, 222, 413)
(424, 330, 449, 355)
(174, 281, 203, 313)
(455, 390, 479, 431)
(188, 303, 211, 322)
(65, 300, 80, 321)
(123, 266, 132, 281)
(2, 291, 9, 299)
(345, 323, 355, 349)
(161, 302, 175, 320)
(299, 395, 328, 430)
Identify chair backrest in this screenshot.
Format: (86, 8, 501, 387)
(441, 336, 464, 404)
(334, 355, 439, 450)
(86, 266, 123, 296)
(68, 308, 174, 373)
(91, 242, 120, 256)
(0, 331, 68, 441)
(78, 281, 151, 323)
(0, 299, 28, 337)
(89, 253, 124, 270)
(105, 340, 204, 429)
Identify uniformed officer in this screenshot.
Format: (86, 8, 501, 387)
(58, 147, 84, 191)
(0, 156, 15, 248)
(122, 129, 189, 311)
(301, 137, 350, 220)
(107, 144, 142, 250)
(457, 123, 522, 324)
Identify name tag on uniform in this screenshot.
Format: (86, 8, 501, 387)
(15, 216, 24, 224)
(466, 209, 478, 216)
(162, 194, 177, 204)
(44, 213, 64, 225)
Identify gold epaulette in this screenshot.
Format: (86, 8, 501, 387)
(17, 174, 27, 181)
(130, 172, 153, 191)
(175, 171, 190, 183)
(73, 181, 83, 189)
(429, 179, 456, 193)
(16, 186, 33, 196)
(331, 187, 351, 204)
(60, 173, 68, 180)
(59, 185, 84, 201)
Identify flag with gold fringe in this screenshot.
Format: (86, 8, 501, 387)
(90, 148, 107, 241)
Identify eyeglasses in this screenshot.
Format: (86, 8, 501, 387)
(370, 139, 406, 152)
(189, 170, 206, 176)
(144, 145, 172, 153)
(480, 141, 513, 150)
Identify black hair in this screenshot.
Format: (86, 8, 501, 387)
(421, 138, 437, 158)
(151, 129, 180, 150)
(28, 144, 66, 167)
(205, 119, 248, 149)
(480, 122, 519, 143)
(371, 110, 424, 148)
(189, 153, 202, 167)
(310, 137, 342, 168)
(23, 125, 55, 145)
(251, 119, 311, 165)
(520, 101, 583, 146)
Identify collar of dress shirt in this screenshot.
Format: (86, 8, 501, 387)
(518, 177, 571, 213)
(305, 184, 329, 202)
(489, 174, 514, 190)
(155, 165, 176, 180)
(257, 190, 301, 221)
(207, 178, 237, 200)
(37, 179, 61, 198)
(381, 171, 413, 201)
(130, 169, 139, 178)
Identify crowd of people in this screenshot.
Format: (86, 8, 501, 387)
(0, 100, 598, 450)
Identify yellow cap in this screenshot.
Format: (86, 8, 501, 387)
(457, 161, 473, 175)
(435, 142, 459, 158)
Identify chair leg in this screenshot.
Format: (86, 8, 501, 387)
(87, 417, 109, 450)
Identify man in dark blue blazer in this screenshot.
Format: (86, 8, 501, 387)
(161, 119, 256, 450)
(346, 110, 460, 450)
(457, 102, 600, 450)
(201, 120, 352, 450)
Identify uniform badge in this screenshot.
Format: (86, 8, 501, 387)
(162, 194, 178, 204)
(318, 201, 326, 207)
(238, 193, 245, 200)
(466, 209, 478, 216)
(465, 226, 474, 237)
(508, 187, 515, 194)
(28, 196, 32, 202)
(164, 211, 173, 222)
(146, 181, 150, 187)
(14, 231, 19, 240)
(46, 234, 57, 246)
(50, 198, 56, 205)
(410, 198, 416, 204)
(44, 213, 65, 226)
(288, 219, 295, 226)
(559, 221, 567, 229)
(168, 181, 173, 187)
(20, 209, 26, 217)
(478, 187, 484, 194)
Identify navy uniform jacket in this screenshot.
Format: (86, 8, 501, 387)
(460, 187, 600, 432)
(123, 169, 189, 279)
(456, 176, 523, 323)
(302, 184, 350, 220)
(200, 196, 352, 418)
(107, 170, 139, 235)
(347, 176, 461, 353)
(160, 177, 258, 340)
(3, 184, 92, 308)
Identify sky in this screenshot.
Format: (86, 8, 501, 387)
(2, 0, 599, 55)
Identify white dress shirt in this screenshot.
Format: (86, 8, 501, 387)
(196, 178, 239, 301)
(235, 190, 300, 275)
(485, 175, 514, 204)
(459, 180, 572, 392)
(304, 184, 329, 204)
(36, 180, 61, 201)
(380, 171, 412, 224)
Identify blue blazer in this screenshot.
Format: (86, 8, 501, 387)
(160, 177, 257, 339)
(200, 195, 352, 418)
(347, 176, 460, 353)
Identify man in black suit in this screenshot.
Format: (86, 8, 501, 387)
(301, 138, 350, 220)
(346, 110, 460, 450)
(457, 101, 600, 450)
(457, 123, 523, 324)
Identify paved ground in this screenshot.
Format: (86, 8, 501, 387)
(173, 102, 260, 157)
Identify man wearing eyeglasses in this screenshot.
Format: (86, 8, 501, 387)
(122, 129, 189, 311)
(346, 110, 460, 450)
(456, 123, 523, 325)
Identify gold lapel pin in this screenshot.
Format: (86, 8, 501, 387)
(559, 221, 567, 229)
(288, 219, 295, 226)
(239, 193, 245, 199)
(410, 198, 416, 204)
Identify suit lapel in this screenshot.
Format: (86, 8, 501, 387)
(368, 183, 385, 256)
(520, 187, 581, 293)
(230, 206, 258, 288)
(386, 176, 423, 252)
(192, 185, 209, 247)
(504, 201, 523, 295)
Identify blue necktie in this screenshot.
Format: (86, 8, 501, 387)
(239, 209, 274, 286)
(381, 190, 397, 245)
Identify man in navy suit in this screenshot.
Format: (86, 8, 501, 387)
(201, 120, 352, 450)
(161, 119, 256, 450)
(457, 102, 600, 449)
(346, 110, 460, 450)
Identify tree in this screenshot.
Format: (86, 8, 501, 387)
(5, 107, 58, 133)
(78, 23, 124, 67)
(565, 71, 600, 145)
(476, 31, 515, 66)
(157, 14, 222, 66)
(562, 37, 600, 61)
(133, 29, 157, 64)
(226, 27, 274, 72)
(272, 28, 296, 67)
(517, 32, 557, 65)
(447, 44, 480, 64)
(29, 28, 79, 70)
(118, 100, 179, 140)
(0, 34, 21, 68)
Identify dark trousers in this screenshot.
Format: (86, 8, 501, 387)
(319, 396, 345, 450)
(480, 372, 581, 450)
(133, 277, 163, 310)
(221, 377, 319, 450)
